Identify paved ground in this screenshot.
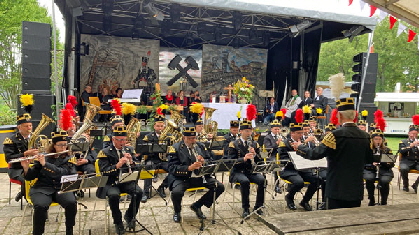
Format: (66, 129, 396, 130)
(1, 168, 419, 235)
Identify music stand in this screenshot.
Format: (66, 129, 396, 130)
(150, 142, 168, 153)
(210, 140, 224, 150)
(119, 171, 140, 184)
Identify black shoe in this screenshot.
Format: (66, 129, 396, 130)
(234, 184, 241, 189)
(190, 203, 206, 219)
(242, 209, 250, 218)
(381, 200, 387, 205)
(274, 185, 282, 194)
(124, 216, 135, 230)
(76, 190, 84, 198)
(115, 223, 125, 235)
(254, 207, 264, 215)
(15, 191, 22, 202)
(403, 186, 409, 192)
(141, 195, 148, 203)
(318, 202, 326, 210)
(173, 212, 181, 223)
(157, 186, 167, 198)
(368, 198, 375, 206)
(412, 184, 418, 194)
(285, 194, 297, 210)
(66, 227, 73, 235)
(299, 201, 312, 211)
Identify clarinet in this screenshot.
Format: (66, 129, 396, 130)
(122, 149, 132, 173)
(246, 137, 255, 165)
(191, 144, 207, 184)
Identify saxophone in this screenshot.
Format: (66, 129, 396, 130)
(28, 113, 55, 151)
(126, 118, 141, 147)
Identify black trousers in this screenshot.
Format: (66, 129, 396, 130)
(400, 160, 419, 187)
(171, 177, 225, 213)
(143, 160, 169, 196)
(107, 182, 143, 224)
(364, 168, 393, 202)
(31, 190, 77, 235)
(327, 198, 361, 209)
(281, 169, 319, 203)
(230, 172, 265, 210)
(76, 163, 95, 174)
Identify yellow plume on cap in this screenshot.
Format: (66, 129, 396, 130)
(316, 108, 323, 114)
(20, 94, 34, 106)
(303, 105, 311, 114)
(190, 103, 204, 114)
(236, 111, 241, 118)
(122, 103, 136, 115)
(275, 111, 283, 117)
(361, 110, 368, 117)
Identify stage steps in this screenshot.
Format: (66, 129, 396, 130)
(259, 203, 419, 234)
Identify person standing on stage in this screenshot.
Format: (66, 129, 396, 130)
(4, 113, 39, 202)
(168, 125, 225, 223)
(364, 129, 394, 206)
(398, 120, 419, 193)
(310, 87, 328, 116)
(142, 116, 171, 201)
(283, 89, 301, 126)
(296, 98, 372, 209)
(227, 120, 265, 217)
(97, 126, 143, 234)
(21, 131, 77, 235)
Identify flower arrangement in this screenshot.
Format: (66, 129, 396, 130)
(233, 77, 255, 103)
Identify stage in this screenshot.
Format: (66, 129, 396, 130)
(202, 102, 256, 129)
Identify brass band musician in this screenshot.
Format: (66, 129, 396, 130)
(223, 120, 240, 154)
(398, 123, 419, 192)
(263, 119, 284, 193)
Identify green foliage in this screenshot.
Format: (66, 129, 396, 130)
(0, 98, 17, 125)
(0, 0, 63, 110)
(318, 17, 419, 93)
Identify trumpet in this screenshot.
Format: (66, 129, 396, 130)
(9, 150, 70, 163)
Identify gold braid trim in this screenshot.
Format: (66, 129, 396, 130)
(168, 146, 176, 153)
(3, 137, 12, 144)
(321, 132, 336, 150)
(228, 142, 235, 148)
(68, 157, 77, 165)
(97, 151, 107, 158)
(103, 136, 110, 142)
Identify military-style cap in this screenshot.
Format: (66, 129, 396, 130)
(240, 120, 252, 130)
(110, 115, 123, 126)
(270, 120, 282, 128)
(112, 126, 127, 136)
(302, 120, 310, 127)
(230, 120, 239, 128)
(357, 120, 367, 126)
(195, 118, 203, 126)
(325, 123, 337, 132)
(154, 115, 165, 123)
(51, 131, 68, 144)
(17, 113, 31, 125)
(336, 98, 355, 111)
(183, 126, 196, 136)
(371, 129, 384, 138)
(290, 123, 303, 132)
(409, 125, 418, 132)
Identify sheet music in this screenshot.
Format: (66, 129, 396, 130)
(119, 171, 140, 183)
(289, 152, 327, 170)
(61, 174, 78, 183)
(380, 154, 396, 163)
(122, 89, 142, 99)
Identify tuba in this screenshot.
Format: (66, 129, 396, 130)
(170, 110, 184, 143)
(203, 107, 218, 140)
(126, 118, 141, 147)
(70, 103, 99, 152)
(28, 113, 55, 151)
(159, 120, 177, 144)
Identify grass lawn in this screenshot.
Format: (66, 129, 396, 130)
(386, 136, 406, 152)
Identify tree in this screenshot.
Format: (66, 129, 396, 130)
(317, 17, 419, 93)
(0, 0, 60, 111)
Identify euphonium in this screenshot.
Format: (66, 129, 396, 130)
(170, 110, 184, 143)
(203, 107, 218, 140)
(126, 118, 141, 146)
(71, 103, 99, 142)
(159, 120, 177, 143)
(28, 113, 55, 150)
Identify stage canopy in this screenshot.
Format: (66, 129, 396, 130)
(55, 0, 377, 104)
(365, 0, 419, 28)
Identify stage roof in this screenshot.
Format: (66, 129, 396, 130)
(365, 0, 419, 28)
(55, 0, 377, 49)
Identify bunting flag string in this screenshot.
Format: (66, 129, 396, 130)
(389, 16, 397, 29)
(408, 29, 417, 42)
(397, 23, 407, 37)
(369, 5, 377, 17)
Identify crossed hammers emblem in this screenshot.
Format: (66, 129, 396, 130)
(167, 55, 199, 88)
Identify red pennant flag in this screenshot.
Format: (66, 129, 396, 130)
(349, 0, 354, 6)
(389, 16, 397, 29)
(370, 5, 377, 17)
(408, 29, 417, 42)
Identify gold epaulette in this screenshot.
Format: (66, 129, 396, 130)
(97, 151, 107, 158)
(322, 132, 336, 150)
(168, 146, 176, 153)
(68, 156, 77, 165)
(103, 136, 110, 142)
(3, 137, 13, 145)
(143, 136, 148, 141)
(228, 142, 235, 148)
(279, 142, 286, 148)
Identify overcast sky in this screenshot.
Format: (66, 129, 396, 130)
(37, 0, 374, 43)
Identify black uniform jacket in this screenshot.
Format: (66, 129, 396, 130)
(297, 123, 373, 201)
(3, 132, 28, 172)
(227, 139, 262, 175)
(24, 154, 77, 195)
(223, 132, 239, 154)
(167, 141, 211, 190)
(96, 144, 137, 199)
(399, 139, 419, 162)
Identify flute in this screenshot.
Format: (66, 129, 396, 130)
(8, 150, 70, 163)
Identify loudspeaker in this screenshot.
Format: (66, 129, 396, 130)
(21, 21, 51, 92)
(17, 94, 55, 120)
(360, 53, 378, 104)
